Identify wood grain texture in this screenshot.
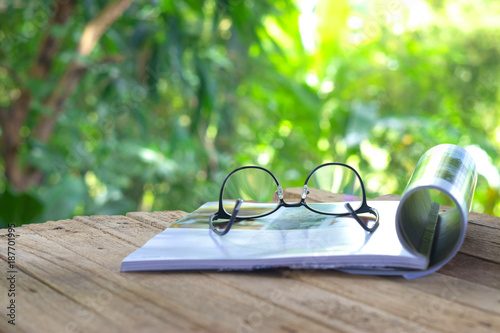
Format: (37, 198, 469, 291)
(1, 196, 499, 333)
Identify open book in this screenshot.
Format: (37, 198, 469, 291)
(121, 144, 477, 278)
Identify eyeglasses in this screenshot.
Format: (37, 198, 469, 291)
(209, 163, 379, 236)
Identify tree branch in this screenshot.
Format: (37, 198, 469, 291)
(0, 107, 7, 129)
(0, 90, 32, 190)
(33, 62, 88, 142)
(2, 0, 134, 191)
(29, 0, 76, 79)
(33, 0, 134, 144)
(78, 0, 135, 56)
(0, 2, 76, 191)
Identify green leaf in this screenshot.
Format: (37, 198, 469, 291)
(0, 188, 44, 227)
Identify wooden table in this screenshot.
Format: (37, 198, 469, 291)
(1, 195, 499, 332)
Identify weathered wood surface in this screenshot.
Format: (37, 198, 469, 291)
(1, 194, 499, 333)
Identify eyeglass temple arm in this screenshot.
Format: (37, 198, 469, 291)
(344, 203, 379, 233)
(210, 199, 243, 236)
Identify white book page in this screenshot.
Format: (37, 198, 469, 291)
(121, 201, 427, 272)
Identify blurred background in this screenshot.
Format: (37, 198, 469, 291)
(1, 0, 499, 227)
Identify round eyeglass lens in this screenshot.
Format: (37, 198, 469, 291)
(305, 164, 363, 214)
(222, 167, 279, 218)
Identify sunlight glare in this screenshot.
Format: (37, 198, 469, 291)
(465, 145, 500, 188)
(298, 0, 318, 53)
(360, 140, 390, 171)
(406, 0, 434, 30)
(347, 16, 363, 29)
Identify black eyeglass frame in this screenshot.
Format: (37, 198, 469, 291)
(209, 163, 379, 236)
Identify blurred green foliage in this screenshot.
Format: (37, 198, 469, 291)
(0, 0, 499, 227)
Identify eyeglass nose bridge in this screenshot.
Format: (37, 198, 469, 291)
(274, 185, 309, 207)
